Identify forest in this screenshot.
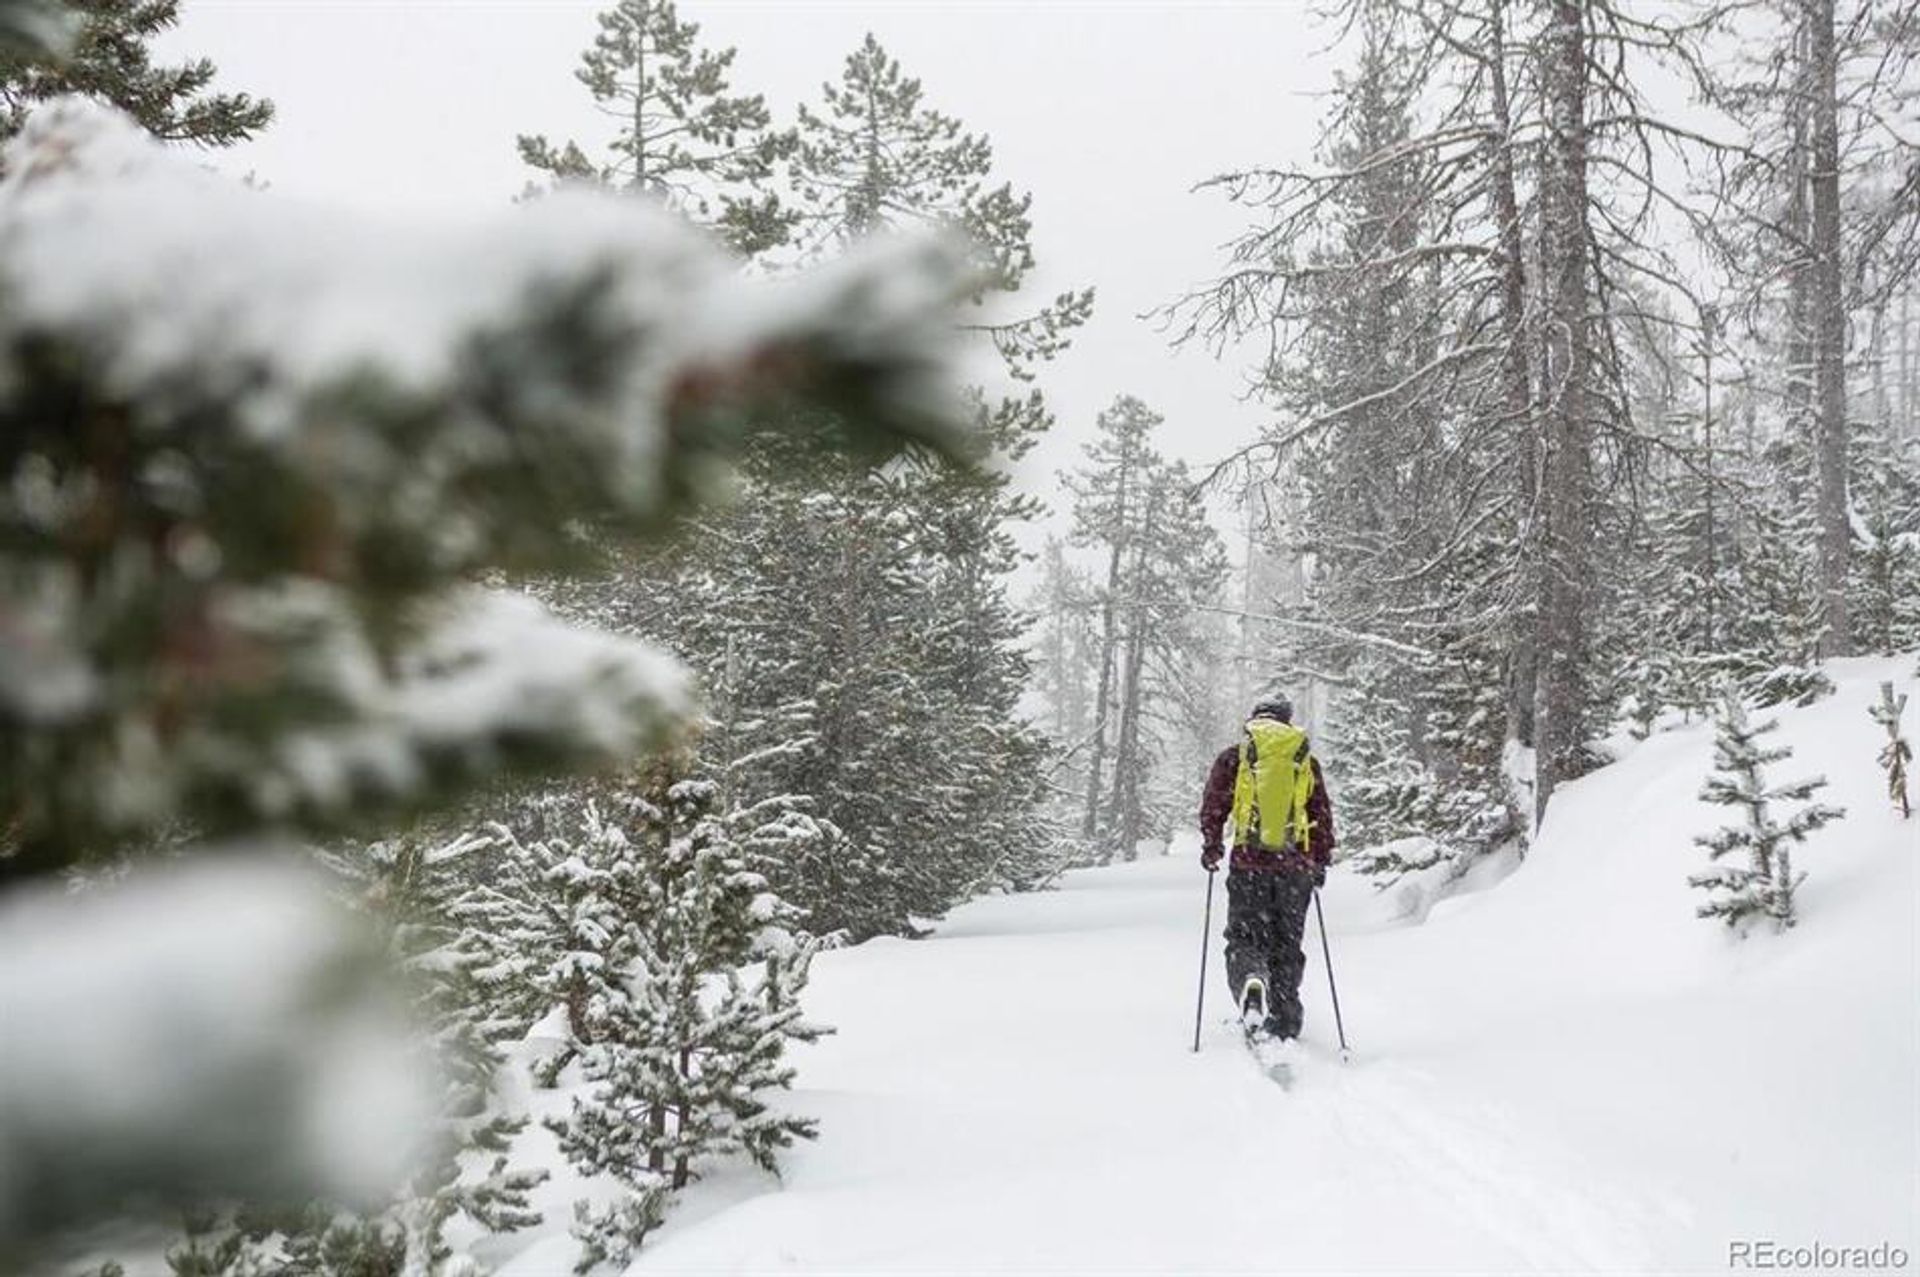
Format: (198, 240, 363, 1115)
(0, 0, 1914, 1273)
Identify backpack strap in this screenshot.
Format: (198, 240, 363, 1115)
(1243, 725, 1262, 848)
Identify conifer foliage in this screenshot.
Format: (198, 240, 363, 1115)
(792, 32, 1093, 369)
(517, 0, 795, 255)
(1690, 689, 1845, 930)
(0, 0, 271, 147)
(528, 774, 825, 1272)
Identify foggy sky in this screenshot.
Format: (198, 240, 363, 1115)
(161, 0, 1336, 542)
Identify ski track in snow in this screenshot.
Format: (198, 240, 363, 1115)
(606, 866, 1673, 1275)
(483, 656, 1916, 1276)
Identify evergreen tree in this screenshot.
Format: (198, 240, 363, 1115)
(1847, 426, 1920, 656)
(1029, 536, 1097, 761)
(1870, 681, 1912, 820)
(1730, 444, 1837, 708)
(528, 771, 825, 1272)
(1326, 665, 1431, 872)
(791, 32, 1092, 371)
(517, 0, 794, 255)
(1690, 688, 1844, 930)
(0, 0, 271, 148)
(1704, 1, 1920, 659)
(246, 831, 554, 1276)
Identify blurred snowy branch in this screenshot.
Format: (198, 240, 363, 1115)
(0, 98, 972, 875)
(0, 856, 428, 1263)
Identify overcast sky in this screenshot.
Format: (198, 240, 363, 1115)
(162, 0, 1338, 542)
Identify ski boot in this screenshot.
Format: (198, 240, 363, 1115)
(1238, 977, 1269, 1040)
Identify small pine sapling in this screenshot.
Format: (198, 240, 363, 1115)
(1869, 681, 1912, 819)
(539, 773, 825, 1273)
(1691, 688, 1845, 930)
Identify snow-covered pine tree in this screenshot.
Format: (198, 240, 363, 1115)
(888, 391, 1059, 898)
(784, 35, 1088, 897)
(1148, 601, 1237, 854)
(1326, 664, 1431, 874)
(1691, 688, 1845, 930)
(89, 834, 570, 1277)
(789, 30, 1093, 366)
(1734, 447, 1837, 708)
(517, 0, 794, 255)
(0, 100, 966, 886)
(1870, 681, 1912, 819)
(1599, 300, 1731, 739)
(1029, 536, 1097, 765)
(0, 0, 271, 147)
(548, 427, 925, 942)
(535, 768, 824, 1272)
(261, 831, 553, 1275)
(1063, 394, 1155, 853)
(1102, 458, 1228, 859)
(1847, 424, 1920, 656)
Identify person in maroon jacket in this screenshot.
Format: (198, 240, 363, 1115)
(1198, 695, 1336, 1040)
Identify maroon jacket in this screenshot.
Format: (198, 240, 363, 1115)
(1199, 743, 1336, 873)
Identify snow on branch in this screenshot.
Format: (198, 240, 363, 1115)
(0, 98, 979, 869)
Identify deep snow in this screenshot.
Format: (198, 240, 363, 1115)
(487, 655, 1917, 1275)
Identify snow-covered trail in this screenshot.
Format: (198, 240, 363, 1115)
(621, 856, 1666, 1274)
(552, 656, 1914, 1276)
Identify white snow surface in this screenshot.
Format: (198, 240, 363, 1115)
(483, 656, 1916, 1274)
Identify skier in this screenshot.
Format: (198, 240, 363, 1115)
(1199, 695, 1336, 1041)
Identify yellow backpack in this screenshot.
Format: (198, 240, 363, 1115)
(1230, 719, 1315, 853)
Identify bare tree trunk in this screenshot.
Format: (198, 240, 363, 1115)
(1871, 300, 1891, 432)
(1107, 493, 1159, 861)
(1533, 0, 1598, 820)
(1081, 448, 1133, 850)
(1900, 288, 1914, 442)
(648, 1101, 667, 1175)
(1702, 303, 1720, 650)
(1234, 491, 1258, 715)
(1487, 0, 1539, 771)
(1808, 0, 1851, 655)
(672, 1045, 692, 1188)
(630, 0, 649, 192)
(1896, 288, 1912, 443)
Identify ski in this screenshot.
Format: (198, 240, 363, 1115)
(1243, 1025, 1300, 1089)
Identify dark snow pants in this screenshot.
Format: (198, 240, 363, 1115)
(1224, 865, 1316, 1039)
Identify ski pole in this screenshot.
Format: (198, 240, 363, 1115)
(1312, 889, 1351, 1061)
(1191, 869, 1217, 1053)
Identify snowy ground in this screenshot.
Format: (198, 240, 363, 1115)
(489, 656, 1917, 1275)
